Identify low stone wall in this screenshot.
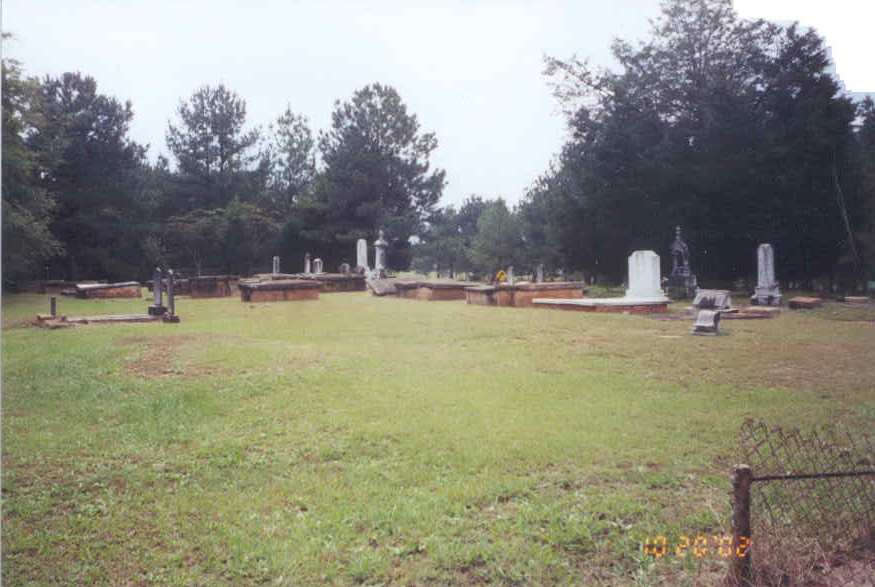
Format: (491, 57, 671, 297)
(465, 286, 496, 305)
(395, 280, 477, 301)
(239, 280, 320, 302)
(466, 282, 586, 308)
(189, 275, 238, 298)
(75, 282, 141, 299)
(147, 278, 191, 296)
(308, 274, 367, 293)
(395, 282, 422, 299)
(508, 283, 585, 307)
(419, 284, 470, 301)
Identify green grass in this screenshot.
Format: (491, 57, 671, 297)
(3, 292, 874, 585)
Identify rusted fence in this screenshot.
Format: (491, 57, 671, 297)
(729, 419, 875, 585)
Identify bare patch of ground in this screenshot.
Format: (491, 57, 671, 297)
(121, 334, 226, 379)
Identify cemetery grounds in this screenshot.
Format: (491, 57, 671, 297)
(2, 292, 874, 585)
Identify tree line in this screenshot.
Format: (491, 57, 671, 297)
(2, 61, 444, 286)
(414, 0, 875, 289)
(3, 0, 875, 290)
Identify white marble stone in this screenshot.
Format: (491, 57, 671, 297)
(356, 239, 369, 270)
(374, 230, 388, 273)
(313, 258, 324, 274)
(533, 250, 668, 310)
(626, 250, 669, 302)
(751, 243, 781, 305)
(304, 253, 311, 275)
(533, 297, 667, 307)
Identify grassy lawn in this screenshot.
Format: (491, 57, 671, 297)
(2, 292, 874, 585)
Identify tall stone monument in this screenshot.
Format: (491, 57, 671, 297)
(304, 253, 311, 275)
(536, 264, 544, 283)
(626, 250, 670, 302)
(272, 256, 280, 275)
(751, 243, 781, 306)
(356, 238, 369, 272)
(666, 226, 697, 299)
(374, 230, 388, 277)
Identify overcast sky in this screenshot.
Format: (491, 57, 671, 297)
(3, 1, 874, 208)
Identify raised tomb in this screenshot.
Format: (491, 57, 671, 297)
(189, 275, 238, 298)
(75, 281, 142, 299)
(465, 282, 587, 308)
(533, 251, 670, 313)
(238, 279, 320, 302)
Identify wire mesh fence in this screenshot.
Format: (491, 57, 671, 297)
(729, 419, 875, 585)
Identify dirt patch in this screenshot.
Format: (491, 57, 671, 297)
(121, 334, 226, 379)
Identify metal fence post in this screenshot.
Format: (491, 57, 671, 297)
(730, 464, 753, 585)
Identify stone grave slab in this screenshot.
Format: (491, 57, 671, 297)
(788, 297, 823, 310)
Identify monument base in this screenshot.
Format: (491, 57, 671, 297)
(750, 287, 782, 306)
(533, 297, 669, 314)
(666, 274, 697, 300)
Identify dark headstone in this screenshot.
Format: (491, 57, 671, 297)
(667, 226, 698, 299)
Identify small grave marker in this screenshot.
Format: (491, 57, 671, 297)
(691, 309, 721, 335)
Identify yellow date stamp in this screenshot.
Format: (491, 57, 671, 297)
(642, 535, 751, 559)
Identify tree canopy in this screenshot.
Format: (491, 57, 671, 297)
(3, 6, 873, 291)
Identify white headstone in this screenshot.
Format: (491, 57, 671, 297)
(304, 253, 311, 275)
(507, 265, 514, 286)
(751, 243, 781, 305)
(374, 230, 388, 273)
(536, 264, 544, 283)
(356, 238, 368, 270)
(625, 251, 668, 302)
(313, 258, 324, 274)
(272, 256, 280, 275)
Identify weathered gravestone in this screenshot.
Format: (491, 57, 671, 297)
(356, 238, 369, 272)
(751, 244, 782, 306)
(339, 262, 351, 274)
(148, 267, 167, 316)
(374, 230, 388, 276)
(536, 264, 544, 284)
(626, 250, 669, 302)
(272, 256, 280, 275)
(692, 289, 732, 311)
(312, 258, 324, 274)
(691, 309, 721, 336)
(304, 253, 311, 275)
(667, 226, 698, 299)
